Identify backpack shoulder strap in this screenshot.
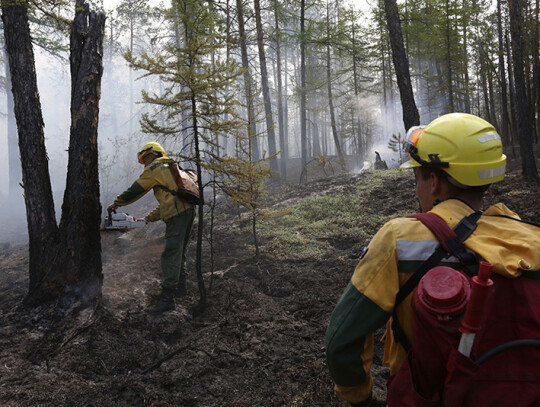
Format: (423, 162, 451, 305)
(392, 211, 482, 350)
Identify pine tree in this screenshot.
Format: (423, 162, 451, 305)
(125, 0, 245, 311)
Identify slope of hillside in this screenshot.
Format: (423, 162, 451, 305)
(0, 165, 538, 406)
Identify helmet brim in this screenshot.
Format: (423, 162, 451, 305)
(400, 158, 421, 169)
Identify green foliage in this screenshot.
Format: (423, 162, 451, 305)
(125, 0, 244, 159)
(212, 156, 271, 212)
(388, 132, 403, 153)
(259, 169, 409, 260)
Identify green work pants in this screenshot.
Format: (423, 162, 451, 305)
(161, 208, 195, 290)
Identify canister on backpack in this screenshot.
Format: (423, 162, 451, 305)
(409, 266, 471, 400)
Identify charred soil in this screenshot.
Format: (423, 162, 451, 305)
(0, 162, 539, 406)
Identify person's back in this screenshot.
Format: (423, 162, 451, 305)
(325, 113, 540, 407)
(386, 200, 540, 406)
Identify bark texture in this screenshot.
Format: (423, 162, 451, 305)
(300, 0, 307, 173)
(2, 0, 106, 304)
(273, 0, 287, 180)
(55, 0, 105, 301)
(254, 0, 278, 176)
(4, 47, 20, 198)
(236, 0, 260, 162)
(1, 2, 58, 295)
(383, 0, 420, 131)
(508, 0, 538, 179)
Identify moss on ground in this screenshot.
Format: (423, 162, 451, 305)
(258, 169, 412, 260)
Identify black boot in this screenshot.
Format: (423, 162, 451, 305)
(175, 274, 187, 297)
(146, 288, 175, 314)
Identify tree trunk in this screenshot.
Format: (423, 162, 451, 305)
(300, 0, 307, 177)
(4, 46, 20, 199)
(533, 0, 540, 143)
(497, 0, 511, 145)
(444, 0, 455, 112)
(253, 0, 278, 177)
(283, 41, 289, 169)
(273, 0, 286, 180)
(311, 113, 321, 157)
(191, 96, 207, 313)
(2, 2, 58, 297)
(487, 62, 499, 130)
(379, 12, 388, 136)
(53, 0, 105, 301)
(2, 0, 106, 304)
(480, 54, 491, 120)
(129, 12, 134, 137)
(506, 26, 517, 150)
(236, 0, 260, 162)
(508, 0, 538, 179)
(383, 0, 420, 132)
(351, 17, 363, 164)
(325, 1, 345, 168)
(461, 0, 471, 113)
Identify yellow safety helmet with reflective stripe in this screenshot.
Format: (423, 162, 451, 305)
(401, 113, 506, 186)
(137, 142, 167, 164)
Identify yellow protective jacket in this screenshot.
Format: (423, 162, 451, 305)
(325, 199, 540, 405)
(113, 157, 193, 222)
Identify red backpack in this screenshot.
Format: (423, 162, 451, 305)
(387, 212, 540, 406)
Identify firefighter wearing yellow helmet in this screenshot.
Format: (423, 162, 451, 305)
(401, 112, 507, 187)
(137, 141, 167, 164)
(326, 113, 540, 406)
(107, 141, 194, 314)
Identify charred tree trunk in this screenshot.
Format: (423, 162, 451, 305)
(2, 0, 106, 305)
(54, 0, 105, 301)
(508, 0, 538, 179)
(2, 2, 59, 297)
(383, 0, 420, 131)
(253, 0, 278, 178)
(4, 46, 20, 199)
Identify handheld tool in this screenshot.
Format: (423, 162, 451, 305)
(104, 209, 146, 230)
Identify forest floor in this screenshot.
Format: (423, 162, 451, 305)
(0, 153, 539, 407)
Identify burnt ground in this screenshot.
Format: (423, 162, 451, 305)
(0, 155, 539, 407)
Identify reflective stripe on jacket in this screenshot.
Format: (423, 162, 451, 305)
(325, 199, 540, 405)
(113, 157, 193, 222)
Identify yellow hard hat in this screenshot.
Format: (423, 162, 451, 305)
(137, 142, 167, 164)
(400, 113, 506, 186)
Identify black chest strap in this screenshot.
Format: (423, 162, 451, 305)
(391, 211, 482, 351)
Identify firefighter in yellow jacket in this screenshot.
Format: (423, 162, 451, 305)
(107, 142, 194, 314)
(325, 113, 540, 406)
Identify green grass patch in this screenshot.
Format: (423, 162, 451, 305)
(258, 169, 409, 260)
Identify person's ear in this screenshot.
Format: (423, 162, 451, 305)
(429, 170, 442, 196)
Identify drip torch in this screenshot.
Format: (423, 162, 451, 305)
(458, 261, 494, 357)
